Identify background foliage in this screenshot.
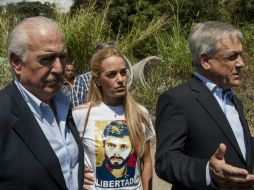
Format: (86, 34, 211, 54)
(1, 0, 254, 130)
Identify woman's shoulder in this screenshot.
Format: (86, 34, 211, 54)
(137, 104, 149, 114)
(73, 102, 90, 113)
(72, 102, 103, 116)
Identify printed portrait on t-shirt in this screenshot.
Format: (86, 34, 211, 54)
(95, 120, 137, 188)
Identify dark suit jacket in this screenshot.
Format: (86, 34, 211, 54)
(155, 76, 254, 190)
(0, 82, 84, 190)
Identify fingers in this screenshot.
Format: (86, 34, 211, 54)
(84, 177, 95, 185)
(222, 163, 249, 178)
(210, 162, 250, 187)
(84, 167, 94, 174)
(83, 167, 95, 189)
(209, 144, 226, 179)
(209, 144, 252, 189)
(215, 143, 226, 160)
(221, 174, 254, 188)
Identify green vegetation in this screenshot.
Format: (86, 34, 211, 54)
(55, 4, 111, 73)
(1, 0, 254, 130)
(0, 1, 56, 21)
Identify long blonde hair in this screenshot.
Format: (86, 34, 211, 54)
(87, 47, 151, 158)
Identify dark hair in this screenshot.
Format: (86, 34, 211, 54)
(103, 121, 128, 138)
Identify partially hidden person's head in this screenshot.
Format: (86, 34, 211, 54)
(189, 21, 245, 89)
(8, 16, 67, 104)
(64, 63, 74, 81)
(94, 41, 116, 53)
(88, 47, 128, 106)
(102, 120, 132, 170)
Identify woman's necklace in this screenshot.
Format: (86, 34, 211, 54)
(111, 108, 124, 118)
(103, 102, 124, 118)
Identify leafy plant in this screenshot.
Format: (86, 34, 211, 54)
(55, 3, 111, 74)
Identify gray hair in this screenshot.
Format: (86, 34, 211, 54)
(189, 21, 243, 67)
(7, 16, 63, 67)
(94, 41, 116, 53)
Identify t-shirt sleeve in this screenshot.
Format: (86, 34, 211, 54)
(144, 117, 155, 142)
(140, 105, 155, 142)
(72, 107, 88, 137)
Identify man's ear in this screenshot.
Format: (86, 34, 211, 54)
(11, 53, 22, 75)
(200, 54, 211, 70)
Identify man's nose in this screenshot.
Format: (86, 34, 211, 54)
(113, 148, 121, 155)
(236, 56, 245, 67)
(52, 58, 63, 73)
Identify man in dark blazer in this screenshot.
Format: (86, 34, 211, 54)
(0, 17, 84, 189)
(155, 21, 254, 190)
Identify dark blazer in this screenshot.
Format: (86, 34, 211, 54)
(155, 75, 254, 190)
(0, 82, 84, 190)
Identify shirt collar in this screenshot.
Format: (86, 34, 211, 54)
(14, 78, 70, 121)
(194, 72, 233, 100)
(194, 72, 217, 92)
(14, 78, 44, 120)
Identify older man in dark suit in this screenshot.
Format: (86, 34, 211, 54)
(155, 21, 254, 190)
(0, 16, 83, 190)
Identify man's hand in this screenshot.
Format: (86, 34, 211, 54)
(83, 167, 95, 190)
(209, 143, 254, 189)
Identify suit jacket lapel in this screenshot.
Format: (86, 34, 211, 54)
(189, 76, 246, 163)
(232, 95, 253, 170)
(66, 108, 84, 190)
(8, 82, 67, 190)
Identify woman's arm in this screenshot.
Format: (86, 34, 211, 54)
(141, 140, 153, 190)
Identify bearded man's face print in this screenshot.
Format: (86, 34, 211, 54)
(95, 120, 137, 188)
(104, 134, 132, 169)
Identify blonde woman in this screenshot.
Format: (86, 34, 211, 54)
(73, 48, 154, 190)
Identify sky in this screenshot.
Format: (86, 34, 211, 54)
(0, 0, 73, 12)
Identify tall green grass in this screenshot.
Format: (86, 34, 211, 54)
(55, 2, 168, 74)
(0, 10, 12, 58)
(0, 10, 14, 89)
(131, 14, 192, 117)
(0, 2, 168, 88)
(117, 15, 168, 61)
(55, 2, 112, 73)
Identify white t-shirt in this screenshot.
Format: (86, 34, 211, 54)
(73, 102, 154, 190)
